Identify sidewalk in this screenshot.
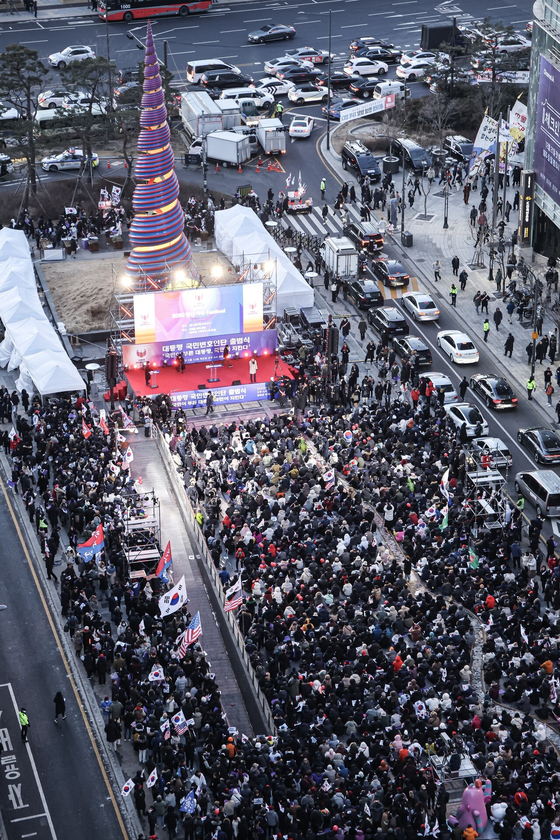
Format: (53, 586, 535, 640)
(0, 0, 254, 22)
(323, 129, 559, 426)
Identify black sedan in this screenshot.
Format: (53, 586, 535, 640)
(469, 374, 518, 409)
(277, 66, 321, 82)
(248, 24, 296, 44)
(354, 46, 403, 62)
(517, 427, 560, 464)
(391, 335, 432, 366)
(367, 306, 409, 337)
(316, 71, 354, 91)
(348, 279, 383, 309)
(348, 77, 380, 99)
(371, 259, 410, 288)
(350, 37, 395, 51)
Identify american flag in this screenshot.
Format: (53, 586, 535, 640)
(179, 612, 202, 655)
(224, 579, 243, 612)
(172, 710, 189, 735)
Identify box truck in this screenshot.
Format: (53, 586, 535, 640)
(188, 131, 252, 166)
(420, 22, 468, 51)
(256, 118, 287, 154)
(180, 91, 224, 140)
(321, 236, 359, 278)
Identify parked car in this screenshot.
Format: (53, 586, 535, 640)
(38, 88, 75, 109)
(347, 279, 383, 309)
(285, 47, 332, 64)
(470, 436, 513, 468)
(341, 140, 381, 182)
(517, 427, 560, 464)
(396, 61, 434, 81)
(41, 148, 99, 172)
(400, 50, 442, 65)
(388, 137, 432, 171)
(469, 374, 518, 409)
(48, 45, 95, 69)
(248, 24, 296, 44)
(343, 58, 389, 77)
(201, 70, 253, 93)
(288, 115, 314, 138)
(277, 67, 321, 83)
(316, 71, 354, 91)
(401, 291, 440, 321)
(288, 84, 327, 104)
(371, 258, 410, 288)
(492, 33, 531, 52)
(253, 78, 296, 97)
(444, 403, 489, 437)
(348, 78, 383, 99)
(367, 306, 409, 336)
(391, 335, 432, 366)
(423, 372, 458, 403)
(437, 329, 479, 364)
(443, 134, 474, 163)
(343, 218, 384, 251)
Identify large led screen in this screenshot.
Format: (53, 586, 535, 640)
(134, 284, 263, 344)
(534, 56, 560, 204)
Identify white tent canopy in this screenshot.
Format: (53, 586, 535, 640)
(214, 205, 314, 313)
(0, 229, 85, 395)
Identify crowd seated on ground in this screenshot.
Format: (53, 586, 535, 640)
(5, 383, 560, 840)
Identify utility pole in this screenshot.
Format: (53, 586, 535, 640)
(201, 113, 208, 195)
(326, 313, 332, 385)
(443, 181, 449, 229)
(326, 10, 332, 152)
(105, 11, 113, 114)
(401, 145, 406, 233)
(164, 40, 168, 68)
(489, 111, 502, 283)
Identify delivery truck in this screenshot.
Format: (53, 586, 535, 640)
(188, 131, 252, 166)
(256, 118, 287, 154)
(181, 91, 223, 140)
(321, 236, 359, 278)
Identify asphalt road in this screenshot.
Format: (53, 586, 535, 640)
(0, 474, 128, 840)
(0, 0, 534, 81)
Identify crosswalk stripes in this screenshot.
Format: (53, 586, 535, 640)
(278, 206, 420, 301)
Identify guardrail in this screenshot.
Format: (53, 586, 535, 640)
(154, 429, 276, 735)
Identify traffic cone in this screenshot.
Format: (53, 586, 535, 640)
(124, 161, 128, 169)
(256, 163, 260, 173)
(238, 164, 242, 174)
(258, 156, 262, 166)
(215, 162, 219, 172)
(107, 161, 111, 169)
(267, 160, 272, 172)
(275, 162, 281, 172)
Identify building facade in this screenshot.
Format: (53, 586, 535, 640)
(525, 0, 560, 256)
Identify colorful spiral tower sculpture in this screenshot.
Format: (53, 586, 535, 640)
(125, 22, 192, 283)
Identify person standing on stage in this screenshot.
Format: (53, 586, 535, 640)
(249, 356, 258, 383)
(176, 352, 185, 373)
(223, 345, 233, 368)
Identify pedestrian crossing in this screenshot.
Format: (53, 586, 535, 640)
(279, 204, 420, 301)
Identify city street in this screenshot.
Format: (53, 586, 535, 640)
(0, 475, 128, 840)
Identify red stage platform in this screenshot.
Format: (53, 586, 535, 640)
(125, 355, 294, 400)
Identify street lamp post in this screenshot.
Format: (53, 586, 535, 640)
(518, 257, 541, 380)
(443, 182, 449, 229)
(326, 11, 332, 152)
(401, 145, 406, 234)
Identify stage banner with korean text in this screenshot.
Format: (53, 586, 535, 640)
(170, 381, 272, 409)
(123, 330, 278, 369)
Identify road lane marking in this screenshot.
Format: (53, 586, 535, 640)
(0, 479, 129, 840)
(220, 28, 246, 31)
(11, 816, 46, 824)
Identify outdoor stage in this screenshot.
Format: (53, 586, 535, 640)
(125, 355, 295, 409)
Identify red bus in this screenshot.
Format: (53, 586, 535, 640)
(98, 0, 211, 22)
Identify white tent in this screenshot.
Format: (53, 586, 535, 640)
(214, 205, 314, 313)
(0, 229, 85, 395)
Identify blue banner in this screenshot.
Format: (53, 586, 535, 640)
(169, 381, 272, 409)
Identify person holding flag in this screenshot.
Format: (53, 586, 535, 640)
(224, 578, 243, 612)
(77, 524, 105, 563)
(155, 542, 173, 585)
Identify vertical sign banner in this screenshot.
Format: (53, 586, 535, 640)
(533, 56, 560, 203)
(518, 169, 535, 245)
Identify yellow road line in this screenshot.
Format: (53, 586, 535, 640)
(0, 475, 129, 840)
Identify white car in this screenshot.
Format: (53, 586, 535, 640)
(38, 88, 77, 110)
(470, 436, 513, 468)
(289, 115, 314, 138)
(254, 78, 296, 97)
(493, 34, 531, 52)
(0, 101, 23, 121)
(400, 50, 445, 66)
(343, 58, 389, 77)
(41, 148, 99, 172)
(62, 95, 108, 115)
(220, 87, 275, 107)
(396, 61, 434, 81)
(445, 403, 489, 438)
(437, 329, 479, 364)
(285, 47, 333, 64)
(48, 45, 95, 70)
(264, 57, 312, 76)
(288, 84, 327, 104)
(401, 291, 440, 321)
(424, 371, 458, 403)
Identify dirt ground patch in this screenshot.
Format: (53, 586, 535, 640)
(42, 258, 115, 334)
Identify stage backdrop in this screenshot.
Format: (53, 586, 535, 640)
(123, 329, 278, 369)
(134, 284, 263, 344)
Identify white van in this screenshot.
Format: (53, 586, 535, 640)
(373, 81, 409, 101)
(186, 59, 241, 84)
(219, 87, 274, 107)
